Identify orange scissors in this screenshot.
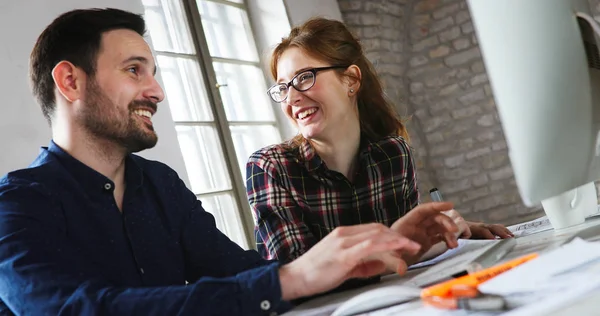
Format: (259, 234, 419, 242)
(422, 284, 507, 311)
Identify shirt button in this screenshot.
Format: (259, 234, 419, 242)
(260, 300, 271, 311)
(104, 183, 112, 190)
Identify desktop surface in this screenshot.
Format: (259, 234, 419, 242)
(283, 216, 600, 316)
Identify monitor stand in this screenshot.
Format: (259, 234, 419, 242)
(541, 182, 597, 230)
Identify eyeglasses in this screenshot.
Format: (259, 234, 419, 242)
(267, 65, 349, 103)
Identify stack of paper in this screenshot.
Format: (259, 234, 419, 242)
(479, 238, 600, 314)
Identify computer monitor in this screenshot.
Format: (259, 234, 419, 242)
(467, 0, 600, 229)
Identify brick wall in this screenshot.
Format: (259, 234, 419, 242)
(337, 0, 554, 224)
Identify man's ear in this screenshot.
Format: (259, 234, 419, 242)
(345, 65, 362, 96)
(51, 61, 84, 103)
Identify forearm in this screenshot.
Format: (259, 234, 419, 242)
(279, 264, 306, 301)
(2, 263, 293, 316)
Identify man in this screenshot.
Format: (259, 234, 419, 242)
(0, 8, 458, 315)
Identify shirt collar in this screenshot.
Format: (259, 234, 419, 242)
(46, 140, 144, 194)
(297, 134, 377, 173)
(298, 139, 323, 172)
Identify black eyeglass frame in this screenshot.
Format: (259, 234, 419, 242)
(266, 65, 350, 103)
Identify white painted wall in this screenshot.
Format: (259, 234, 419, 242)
(282, 0, 343, 26)
(245, 0, 344, 140)
(0, 0, 189, 184)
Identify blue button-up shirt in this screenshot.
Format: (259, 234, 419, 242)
(0, 141, 292, 315)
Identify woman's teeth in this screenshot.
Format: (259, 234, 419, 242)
(297, 108, 317, 119)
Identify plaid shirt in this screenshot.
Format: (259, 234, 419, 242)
(246, 135, 419, 263)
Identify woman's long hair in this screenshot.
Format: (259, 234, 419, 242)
(270, 17, 409, 146)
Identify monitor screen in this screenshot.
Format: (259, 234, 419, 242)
(467, 0, 600, 228)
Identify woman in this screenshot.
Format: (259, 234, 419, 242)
(246, 17, 512, 264)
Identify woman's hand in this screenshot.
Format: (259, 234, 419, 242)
(441, 209, 514, 239)
(467, 221, 514, 239)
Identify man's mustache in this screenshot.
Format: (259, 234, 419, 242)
(129, 100, 158, 113)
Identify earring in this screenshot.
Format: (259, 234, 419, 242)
(350, 88, 354, 93)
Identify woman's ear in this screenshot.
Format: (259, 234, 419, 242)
(345, 65, 362, 96)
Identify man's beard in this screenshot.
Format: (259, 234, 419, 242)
(80, 79, 158, 153)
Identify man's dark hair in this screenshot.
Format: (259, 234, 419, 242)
(29, 8, 146, 124)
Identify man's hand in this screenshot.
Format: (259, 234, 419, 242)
(467, 221, 514, 239)
(390, 202, 459, 266)
(278, 223, 420, 301)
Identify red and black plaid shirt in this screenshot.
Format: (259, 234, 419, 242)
(245, 135, 419, 263)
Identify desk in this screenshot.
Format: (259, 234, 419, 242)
(284, 216, 600, 316)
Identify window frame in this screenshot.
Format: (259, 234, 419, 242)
(145, 0, 289, 249)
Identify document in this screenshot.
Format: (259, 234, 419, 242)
(409, 239, 500, 269)
(408, 239, 515, 287)
(479, 237, 600, 295)
(412, 215, 555, 271)
(507, 205, 600, 238)
(373, 239, 600, 315)
(506, 216, 552, 238)
(500, 272, 600, 316)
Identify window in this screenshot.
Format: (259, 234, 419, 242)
(142, 0, 283, 249)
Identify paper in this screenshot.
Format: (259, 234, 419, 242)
(507, 205, 600, 239)
(506, 216, 552, 238)
(368, 274, 600, 316)
(409, 239, 499, 269)
(377, 239, 600, 316)
(499, 273, 600, 315)
(287, 237, 600, 316)
(479, 238, 600, 295)
(370, 301, 497, 316)
(406, 240, 501, 287)
(282, 304, 339, 316)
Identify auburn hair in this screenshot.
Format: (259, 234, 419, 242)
(270, 17, 409, 146)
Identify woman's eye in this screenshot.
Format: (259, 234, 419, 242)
(299, 74, 311, 82)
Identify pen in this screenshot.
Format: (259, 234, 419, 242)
(421, 252, 539, 298)
(430, 187, 444, 202)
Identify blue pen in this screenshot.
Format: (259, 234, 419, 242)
(430, 187, 443, 202)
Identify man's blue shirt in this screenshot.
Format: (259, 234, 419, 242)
(0, 141, 291, 315)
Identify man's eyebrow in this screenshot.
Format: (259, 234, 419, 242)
(277, 66, 313, 83)
(122, 56, 157, 76)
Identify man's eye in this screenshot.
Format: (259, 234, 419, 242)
(128, 67, 138, 74)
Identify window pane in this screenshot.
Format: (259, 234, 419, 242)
(143, 0, 195, 54)
(197, 1, 259, 61)
(198, 192, 248, 249)
(230, 125, 282, 180)
(157, 55, 214, 121)
(213, 62, 275, 121)
(176, 125, 232, 194)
